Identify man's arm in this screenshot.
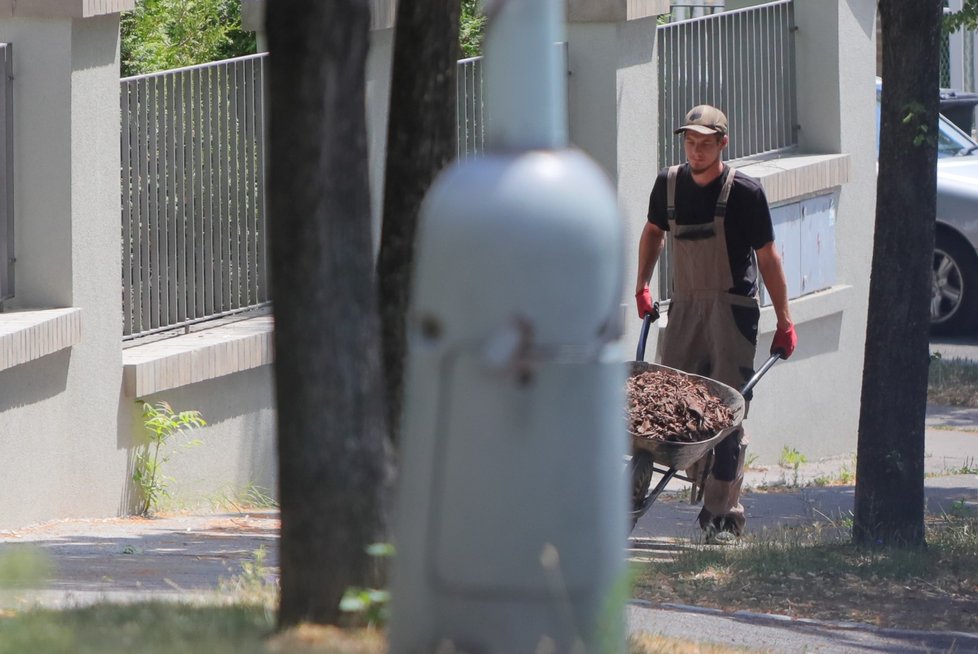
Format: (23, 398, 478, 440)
(635, 221, 666, 295)
(756, 241, 797, 357)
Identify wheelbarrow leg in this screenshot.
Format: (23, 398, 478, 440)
(689, 450, 713, 505)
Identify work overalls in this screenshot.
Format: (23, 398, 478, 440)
(658, 164, 760, 535)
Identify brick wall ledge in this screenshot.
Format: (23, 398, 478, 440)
(122, 315, 274, 397)
(0, 307, 82, 372)
(732, 153, 851, 206)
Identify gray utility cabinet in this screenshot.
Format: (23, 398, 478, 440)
(762, 190, 838, 306)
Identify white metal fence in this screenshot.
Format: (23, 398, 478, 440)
(121, 53, 269, 340)
(0, 43, 11, 304)
(455, 43, 567, 159)
(657, 0, 797, 166)
(119, 8, 796, 338)
(457, 55, 487, 159)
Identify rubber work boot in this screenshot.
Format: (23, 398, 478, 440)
(702, 513, 740, 545)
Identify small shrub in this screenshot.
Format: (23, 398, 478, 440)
(133, 400, 206, 516)
(778, 446, 808, 487)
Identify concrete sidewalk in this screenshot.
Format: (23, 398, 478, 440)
(0, 511, 280, 608)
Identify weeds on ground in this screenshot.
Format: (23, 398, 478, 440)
(940, 457, 978, 475)
(632, 513, 978, 633)
(213, 484, 279, 513)
(929, 353, 978, 407)
(218, 546, 278, 609)
(812, 462, 855, 487)
(777, 446, 807, 487)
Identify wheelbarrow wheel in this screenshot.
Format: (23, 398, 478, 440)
(629, 450, 655, 528)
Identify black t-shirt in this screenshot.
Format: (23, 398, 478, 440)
(647, 163, 774, 297)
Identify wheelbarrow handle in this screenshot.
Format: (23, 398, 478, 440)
(740, 351, 783, 400)
(634, 304, 660, 362)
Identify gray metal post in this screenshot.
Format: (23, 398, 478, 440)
(388, 0, 628, 651)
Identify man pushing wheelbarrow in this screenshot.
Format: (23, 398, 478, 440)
(634, 104, 797, 544)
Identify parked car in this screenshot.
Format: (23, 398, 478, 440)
(877, 80, 978, 335)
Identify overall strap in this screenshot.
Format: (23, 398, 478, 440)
(666, 165, 681, 221)
(714, 167, 736, 219)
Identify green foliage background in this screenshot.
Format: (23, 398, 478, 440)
(460, 0, 486, 57)
(123, 0, 485, 75)
(120, 0, 256, 77)
(946, 0, 978, 33)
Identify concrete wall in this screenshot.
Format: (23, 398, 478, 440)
(0, 14, 130, 528)
(124, 368, 278, 513)
(568, 0, 878, 465)
(0, 5, 278, 529)
(0, 0, 879, 528)
(724, 0, 878, 464)
(565, 16, 659, 343)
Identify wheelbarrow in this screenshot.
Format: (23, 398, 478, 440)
(627, 311, 782, 529)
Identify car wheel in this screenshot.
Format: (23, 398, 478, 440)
(931, 231, 978, 335)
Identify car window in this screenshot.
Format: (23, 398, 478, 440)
(875, 83, 978, 158)
(936, 114, 977, 156)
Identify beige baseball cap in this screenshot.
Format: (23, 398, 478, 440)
(674, 105, 728, 135)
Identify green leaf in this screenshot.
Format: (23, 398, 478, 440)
(339, 591, 367, 613)
(365, 542, 395, 558)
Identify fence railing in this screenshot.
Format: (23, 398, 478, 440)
(120, 9, 794, 337)
(121, 53, 269, 340)
(457, 55, 487, 159)
(0, 44, 12, 303)
(657, 0, 797, 166)
(455, 42, 568, 159)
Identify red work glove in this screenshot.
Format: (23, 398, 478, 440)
(770, 323, 797, 359)
(635, 288, 656, 319)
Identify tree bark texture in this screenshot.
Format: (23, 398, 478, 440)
(853, 0, 942, 548)
(266, 0, 390, 626)
(377, 0, 460, 446)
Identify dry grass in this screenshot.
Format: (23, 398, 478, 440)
(631, 513, 978, 634)
(929, 354, 978, 407)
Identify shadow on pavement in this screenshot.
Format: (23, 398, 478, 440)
(0, 512, 279, 599)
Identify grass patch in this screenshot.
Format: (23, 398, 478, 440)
(0, 600, 761, 654)
(0, 603, 275, 654)
(632, 514, 978, 633)
(929, 354, 978, 407)
(628, 632, 768, 653)
(0, 603, 389, 654)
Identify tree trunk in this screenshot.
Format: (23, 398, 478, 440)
(266, 0, 390, 626)
(377, 1, 460, 446)
(853, 0, 942, 548)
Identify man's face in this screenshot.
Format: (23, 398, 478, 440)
(683, 131, 728, 174)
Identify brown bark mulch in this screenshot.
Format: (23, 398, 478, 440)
(626, 368, 735, 443)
